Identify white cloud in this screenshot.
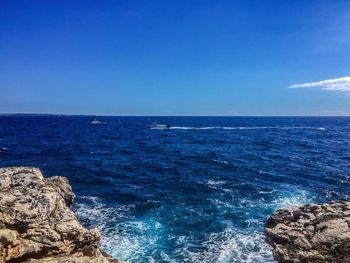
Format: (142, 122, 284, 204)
(289, 76, 350, 92)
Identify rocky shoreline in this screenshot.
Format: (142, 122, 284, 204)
(0, 167, 126, 263)
(1, 167, 349, 263)
(265, 201, 350, 262)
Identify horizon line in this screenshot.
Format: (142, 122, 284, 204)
(0, 113, 350, 118)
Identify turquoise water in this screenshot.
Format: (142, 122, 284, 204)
(0, 116, 349, 262)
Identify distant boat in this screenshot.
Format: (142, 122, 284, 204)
(91, 119, 104, 125)
(149, 122, 172, 129)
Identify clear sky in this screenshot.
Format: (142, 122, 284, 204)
(1, 0, 350, 116)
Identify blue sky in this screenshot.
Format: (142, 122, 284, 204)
(1, 0, 350, 115)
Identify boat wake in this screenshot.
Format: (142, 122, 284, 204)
(164, 126, 326, 131)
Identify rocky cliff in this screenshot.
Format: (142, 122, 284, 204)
(0, 167, 125, 263)
(265, 201, 350, 263)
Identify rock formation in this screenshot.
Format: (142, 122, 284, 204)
(0, 167, 126, 263)
(265, 201, 350, 263)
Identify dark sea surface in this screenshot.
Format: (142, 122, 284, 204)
(0, 116, 349, 263)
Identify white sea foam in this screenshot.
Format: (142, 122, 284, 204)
(213, 159, 229, 165)
(74, 197, 168, 262)
(212, 187, 312, 211)
(73, 187, 312, 263)
(244, 219, 263, 227)
(207, 179, 228, 188)
(258, 190, 277, 194)
(271, 189, 312, 209)
(207, 179, 227, 185)
(184, 228, 273, 263)
(74, 196, 273, 263)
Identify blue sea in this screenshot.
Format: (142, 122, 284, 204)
(0, 116, 349, 263)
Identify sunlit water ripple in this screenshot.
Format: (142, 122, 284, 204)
(0, 116, 349, 263)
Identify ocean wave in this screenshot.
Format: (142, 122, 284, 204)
(73, 188, 311, 263)
(73, 196, 274, 263)
(271, 190, 312, 208)
(212, 187, 313, 211)
(74, 197, 167, 263)
(184, 229, 273, 263)
(207, 179, 228, 186)
(213, 159, 229, 165)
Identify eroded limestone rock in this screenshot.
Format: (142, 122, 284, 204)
(0, 167, 126, 263)
(265, 201, 350, 263)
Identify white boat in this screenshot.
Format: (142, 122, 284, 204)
(149, 122, 172, 129)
